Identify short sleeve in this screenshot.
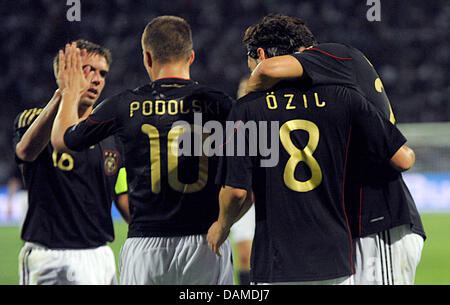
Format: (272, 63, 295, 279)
(291, 43, 356, 88)
(349, 91, 406, 163)
(13, 108, 44, 163)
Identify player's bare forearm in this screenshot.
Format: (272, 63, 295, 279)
(207, 186, 248, 256)
(51, 90, 81, 152)
(247, 55, 304, 93)
(16, 89, 62, 162)
(218, 186, 248, 229)
(390, 145, 415, 172)
(233, 189, 254, 224)
(114, 193, 131, 224)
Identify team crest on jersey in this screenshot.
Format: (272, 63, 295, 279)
(103, 150, 119, 176)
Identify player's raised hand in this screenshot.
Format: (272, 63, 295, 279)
(207, 221, 230, 257)
(58, 42, 95, 97)
(56, 46, 67, 91)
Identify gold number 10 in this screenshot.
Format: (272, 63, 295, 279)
(141, 124, 208, 194)
(280, 119, 322, 192)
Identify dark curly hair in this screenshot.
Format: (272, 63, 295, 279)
(243, 14, 317, 58)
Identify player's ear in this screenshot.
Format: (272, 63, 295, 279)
(143, 50, 153, 68)
(188, 50, 195, 66)
(257, 48, 268, 61)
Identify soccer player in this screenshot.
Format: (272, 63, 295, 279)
(207, 17, 415, 285)
(14, 40, 129, 285)
(51, 16, 235, 285)
(242, 14, 425, 285)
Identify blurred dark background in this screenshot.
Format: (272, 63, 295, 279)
(0, 0, 448, 183)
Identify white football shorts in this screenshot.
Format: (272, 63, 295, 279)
(230, 204, 255, 244)
(354, 224, 424, 285)
(19, 242, 117, 285)
(119, 234, 234, 285)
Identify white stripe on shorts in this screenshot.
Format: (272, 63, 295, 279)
(377, 231, 394, 285)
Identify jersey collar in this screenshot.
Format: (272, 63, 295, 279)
(150, 78, 197, 90)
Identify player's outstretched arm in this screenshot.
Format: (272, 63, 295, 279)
(15, 89, 62, 162)
(51, 43, 94, 153)
(207, 186, 248, 256)
(246, 55, 303, 93)
(390, 145, 415, 172)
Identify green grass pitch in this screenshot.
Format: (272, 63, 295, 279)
(0, 214, 448, 285)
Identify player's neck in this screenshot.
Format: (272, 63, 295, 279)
(78, 104, 93, 120)
(150, 61, 190, 81)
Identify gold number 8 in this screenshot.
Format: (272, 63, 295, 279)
(280, 119, 322, 192)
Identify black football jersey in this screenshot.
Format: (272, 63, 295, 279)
(63, 78, 233, 237)
(292, 43, 425, 239)
(217, 83, 407, 282)
(13, 108, 124, 249)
